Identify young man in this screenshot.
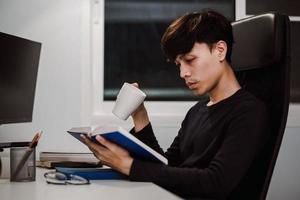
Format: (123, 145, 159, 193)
(82, 10, 268, 199)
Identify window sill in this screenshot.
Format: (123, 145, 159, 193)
(89, 103, 300, 129)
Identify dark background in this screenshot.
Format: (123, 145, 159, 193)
(104, 0, 300, 101)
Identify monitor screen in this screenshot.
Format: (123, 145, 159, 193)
(0, 32, 41, 124)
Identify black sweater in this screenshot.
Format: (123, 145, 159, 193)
(129, 89, 269, 199)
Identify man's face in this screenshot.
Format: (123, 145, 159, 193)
(175, 42, 223, 96)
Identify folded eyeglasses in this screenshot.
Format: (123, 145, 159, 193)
(44, 171, 90, 185)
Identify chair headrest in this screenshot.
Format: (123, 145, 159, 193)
(231, 12, 289, 71)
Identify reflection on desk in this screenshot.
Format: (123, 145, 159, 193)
(0, 168, 182, 200)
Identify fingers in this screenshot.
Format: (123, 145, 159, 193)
(80, 135, 132, 172)
(95, 135, 119, 153)
(81, 134, 128, 156)
(80, 134, 94, 147)
(80, 134, 105, 151)
(80, 134, 120, 155)
(131, 82, 139, 88)
(80, 134, 108, 161)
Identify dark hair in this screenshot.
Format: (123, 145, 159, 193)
(161, 10, 234, 63)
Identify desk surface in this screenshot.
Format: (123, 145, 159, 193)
(0, 168, 181, 200)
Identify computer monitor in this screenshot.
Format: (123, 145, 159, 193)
(0, 32, 41, 124)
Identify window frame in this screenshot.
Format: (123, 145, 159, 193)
(80, 0, 300, 127)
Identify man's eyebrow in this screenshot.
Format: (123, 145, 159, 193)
(175, 53, 194, 64)
(183, 53, 196, 58)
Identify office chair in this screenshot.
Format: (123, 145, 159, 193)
(229, 12, 290, 199)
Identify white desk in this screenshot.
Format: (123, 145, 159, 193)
(0, 168, 182, 200)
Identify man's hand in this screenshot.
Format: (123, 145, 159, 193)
(131, 83, 150, 132)
(80, 134, 133, 176)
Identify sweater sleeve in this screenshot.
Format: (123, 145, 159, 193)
(129, 102, 269, 199)
(130, 123, 164, 156)
(130, 118, 187, 167)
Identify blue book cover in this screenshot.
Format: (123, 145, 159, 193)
(55, 167, 127, 180)
(67, 126, 168, 165)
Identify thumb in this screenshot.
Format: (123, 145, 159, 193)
(132, 82, 139, 88)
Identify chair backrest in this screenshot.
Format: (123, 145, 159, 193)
(230, 13, 290, 200)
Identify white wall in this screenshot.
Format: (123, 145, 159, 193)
(267, 127, 300, 200)
(0, 1, 299, 199)
(0, 0, 179, 153)
(0, 0, 86, 152)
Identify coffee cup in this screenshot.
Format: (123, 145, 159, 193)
(112, 83, 146, 120)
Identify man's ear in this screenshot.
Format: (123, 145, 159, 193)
(214, 40, 227, 62)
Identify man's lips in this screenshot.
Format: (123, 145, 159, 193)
(186, 82, 198, 89)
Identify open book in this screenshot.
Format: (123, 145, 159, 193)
(67, 126, 168, 165)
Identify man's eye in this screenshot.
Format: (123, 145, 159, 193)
(185, 58, 195, 63)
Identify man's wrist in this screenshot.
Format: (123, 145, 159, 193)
(133, 118, 150, 132)
(132, 106, 150, 132)
(120, 157, 134, 176)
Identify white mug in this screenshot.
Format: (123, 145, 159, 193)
(112, 83, 146, 120)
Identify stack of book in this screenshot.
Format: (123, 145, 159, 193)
(37, 152, 102, 169)
(39, 152, 126, 180)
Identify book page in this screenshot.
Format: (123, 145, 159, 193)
(93, 125, 122, 135)
(68, 127, 92, 133)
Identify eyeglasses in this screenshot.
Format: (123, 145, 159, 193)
(44, 171, 90, 185)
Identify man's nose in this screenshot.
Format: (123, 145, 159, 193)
(180, 65, 191, 79)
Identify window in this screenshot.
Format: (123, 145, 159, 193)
(246, 0, 300, 16)
(85, 0, 299, 126)
(104, 0, 235, 101)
